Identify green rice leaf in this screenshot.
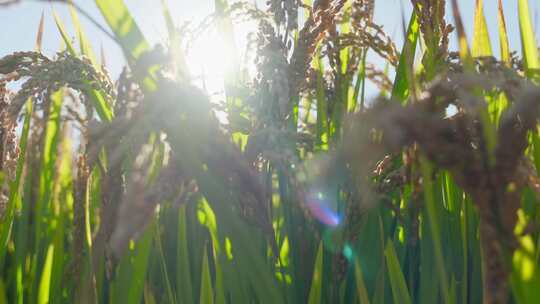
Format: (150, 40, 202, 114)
(511, 235, 540, 302)
(0, 279, 7, 304)
(391, 11, 419, 103)
(177, 205, 195, 304)
(53, 13, 114, 122)
(95, 0, 159, 93)
(34, 89, 63, 258)
(450, 0, 472, 68)
(52, 12, 76, 55)
(354, 257, 370, 304)
(166, 137, 281, 304)
(112, 221, 155, 304)
(472, 0, 493, 57)
(384, 242, 411, 304)
(37, 244, 54, 304)
(95, 0, 150, 61)
(35, 12, 45, 52)
(420, 157, 451, 304)
(68, 1, 97, 64)
(161, 0, 175, 36)
(517, 0, 540, 79)
(497, 0, 511, 64)
(308, 242, 323, 304)
(197, 200, 226, 304)
(214, 0, 239, 88)
(199, 247, 214, 304)
(155, 220, 176, 304)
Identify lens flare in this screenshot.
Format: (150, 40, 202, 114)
(342, 244, 354, 261)
(305, 191, 341, 227)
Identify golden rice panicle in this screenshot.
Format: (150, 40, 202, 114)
(412, 0, 454, 73)
(289, 0, 347, 92)
(0, 83, 17, 218)
(0, 51, 114, 120)
(347, 0, 399, 66)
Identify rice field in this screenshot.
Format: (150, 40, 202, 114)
(0, 0, 540, 303)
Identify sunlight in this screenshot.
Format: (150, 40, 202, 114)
(128, 0, 259, 123)
(183, 21, 258, 124)
(186, 28, 234, 94)
(185, 20, 257, 93)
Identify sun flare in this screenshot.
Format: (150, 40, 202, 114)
(185, 23, 255, 95)
(186, 30, 232, 92)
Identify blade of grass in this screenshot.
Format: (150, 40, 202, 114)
(177, 204, 195, 304)
(199, 246, 213, 304)
(350, 48, 366, 112)
(384, 241, 411, 304)
(37, 244, 54, 304)
(497, 0, 511, 65)
(155, 219, 176, 304)
(53, 12, 113, 122)
(35, 11, 45, 52)
(52, 11, 76, 55)
(308, 242, 323, 304)
(354, 257, 370, 304)
(518, 0, 540, 79)
(112, 220, 155, 304)
(32, 88, 63, 279)
(472, 0, 493, 57)
(459, 198, 469, 304)
(511, 233, 540, 302)
(68, 0, 97, 64)
(47, 133, 72, 303)
(95, 0, 158, 92)
(94, 0, 150, 61)
(0, 279, 7, 304)
(391, 11, 419, 103)
(215, 0, 239, 89)
(144, 283, 158, 304)
(419, 156, 451, 304)
(450, 0, 472, 67)
(197, 200, 226, 304)
(161, 0, 189, 80)
(29, 89, 64, 303)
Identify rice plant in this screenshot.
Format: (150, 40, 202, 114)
(0, 0, 540, 303)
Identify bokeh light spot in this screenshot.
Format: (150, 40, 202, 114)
(343, 244, 354, 260)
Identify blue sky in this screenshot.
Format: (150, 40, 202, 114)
(0, 0, 539, 98)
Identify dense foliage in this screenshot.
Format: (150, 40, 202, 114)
(1, 0, 540, 303)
